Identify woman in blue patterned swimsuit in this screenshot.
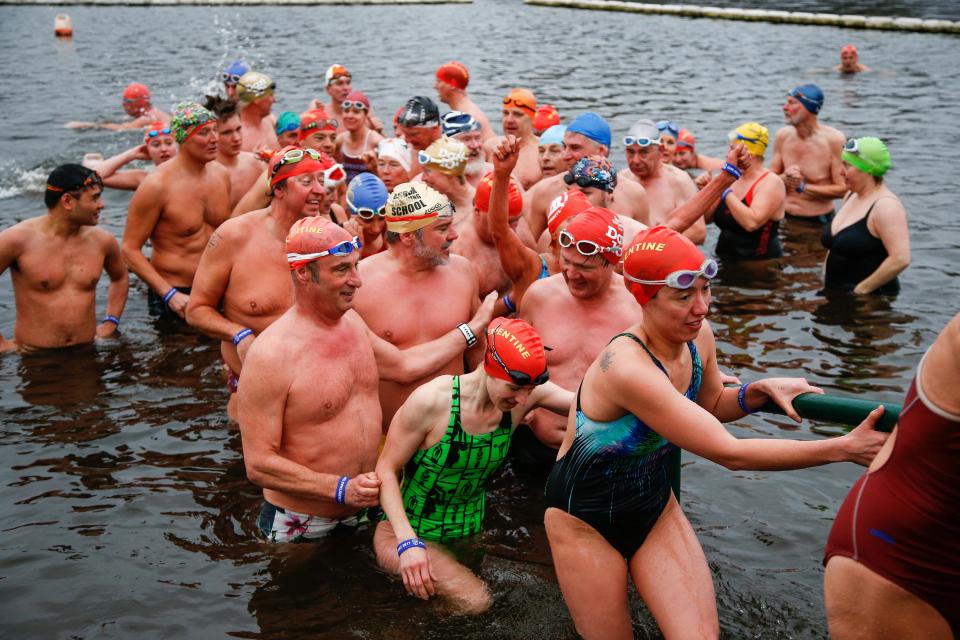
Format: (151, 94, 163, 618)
(544, 226, 889, 639)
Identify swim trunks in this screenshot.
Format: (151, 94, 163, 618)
(398, 376, 513, 543)
(713, 171, 782, 260)
(824, 349, 960, 635)
(257, 499, 366, 543)
(785, 210, 834, 226)
(147, 286, 191, 320)
(545, 333, 701, 558)
(538, 255, 550, 280)
(821, 198, 899, 295)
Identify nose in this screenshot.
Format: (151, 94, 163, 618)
(692, 287, 710, 316)
(447, 225, 459, 241)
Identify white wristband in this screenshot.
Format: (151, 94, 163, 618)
(457, 323, 477, 347)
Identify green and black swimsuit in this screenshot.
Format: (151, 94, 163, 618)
(399, 376, 513, 543)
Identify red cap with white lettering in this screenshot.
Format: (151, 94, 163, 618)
(622, 225, 705, 305)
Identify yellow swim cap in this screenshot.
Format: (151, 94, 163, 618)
(417, 136, 468, 177)
(386, 182, 453, 234)
(237, 71, 275, 103)
(729, 122, 769, 157)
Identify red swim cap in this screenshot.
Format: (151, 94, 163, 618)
(483, 317, 549, 385)
(143, 121, 172, 143)
(474, 172, 523, 218)
(123, 83, 150, 101)
(547, 189, 592, 236)
(533, 105, 560, 133)
(622, 225, 705, 305)
(436, 62, 470, 91)
(286, 216, 355, 270)
(677, 129, 696, 150)
(562, 206, 624, 265)
(298, 109, 338, 142)
(344, 90, 370, 111)
(269, 145, 330, 192)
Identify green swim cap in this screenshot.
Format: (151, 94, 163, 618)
(842, 136, 890, 177)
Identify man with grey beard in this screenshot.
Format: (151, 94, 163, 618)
(353, 182, 491, 431)
(441, 111, 491, 189)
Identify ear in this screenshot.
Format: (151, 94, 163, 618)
(399, 232, 416, 248)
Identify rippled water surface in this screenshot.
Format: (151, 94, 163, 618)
(1, 1, 959, 638)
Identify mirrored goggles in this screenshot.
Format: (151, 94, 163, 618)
(271, 148, 324, 178)
(286, 236, 362, 269)
(558, 230, 621, 258)
(623, 135, 661, 147)
(147, 127, 172, 138)
(623, 258, 718, 289)
(487, 333, 549, 387)
(341, 100, 368, 112)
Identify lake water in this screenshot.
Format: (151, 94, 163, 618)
(1, 1, 958, 637)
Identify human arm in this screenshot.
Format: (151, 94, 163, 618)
(238, 344, 380, 506)
(719, 172, 786, 232)
(489, 137, 543, 287)
(854, 196, 910, 294)
(666, 145, 747, 229)
(770, 129, 786, 175)
(365, 291, 497, 382)
(529, 380, 574, 417)
(0, 227, 22, 352)
(92, 144, 149, 180)
(797, 130, 847, 199)
(96, 234, 129, 339)
(675, 172, 707, 244)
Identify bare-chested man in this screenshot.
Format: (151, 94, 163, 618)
(236, 71, 278, 154)
(67, 82, 169, 130)
(397, 96, 442, 178)
(239, 215, 494, 543)
(771, 84, 846, 224)
(483, 88, 541, 189)
(434, 61, 494, 142)
(620, 119, 706, 244)
(187, 147, 329, 418)
(354, 182, 489, 431)
(835, 44, 870, 74)
(418, 136, 474, 226)
(203, 96, 264, 209)
(538, 125, 568, 179)
(0, 165, 127, 353)
(525, 112, 650, 239)
(122, 102, 231, 320)
(441, 111, 490, 189)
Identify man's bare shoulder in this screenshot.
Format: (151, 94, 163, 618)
(0, 216, 44, 252)
(821, 124, 846, 145)
(617, 179, 647, 197)
(447, 253, 481, 280)
(529, 173, 564, 197)
(774, 126, 796, 144)
(86, 225, 120, 248)
(213, 208, 268, 241)
(207, 160, 232, 182)
(523, 274, 566, 310)
(239, 152, 265, 170)
(356, 248, 393, 277)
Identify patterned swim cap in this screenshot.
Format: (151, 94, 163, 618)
(170, 102, 216, 144)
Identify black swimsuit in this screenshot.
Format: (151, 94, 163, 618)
(822, 198, 899, 295)
(713, 171, 782, 260)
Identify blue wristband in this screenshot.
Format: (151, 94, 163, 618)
(231, 328, 254, 346)
(721, 188, 733, 201)
(397, 538, 426, 556)
(738, 383, 758, 414)
(796, 180, 806, 193)
(103, 315, 120, 327)
(502, 294, 516, 314)
(335, 476, 349, 505)
(721, 162, 742, 179)
(162, 288, 178, 305)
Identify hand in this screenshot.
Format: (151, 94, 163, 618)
(341, 217, 361, 237)
(367, 114, 384, 134)
(468, 291, 498, 336)
(0, 337, 18, 354)
(694, 171, 711, 191)
(399, 545, 437, 600)
(237, 334, 255, 364)
(132, 144, 150, 162)
(783, 165, 803, 191)
(82, 153, 104, 169)
(344, 471, 380, 508)
(719, 371, 742, 386)
(492, 135, 521, 175)
(753, 377, 824, 422)
(361, 150, 379, 175)
(96, 321, 118, 339)
(841, 405, 889, 466)
(852, 282, 872, 295)
(732, 144, 751, 172)
(167, 291, 189, 319)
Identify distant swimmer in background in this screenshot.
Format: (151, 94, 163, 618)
(673, 129, 723, 176)
(483, 88, 542, 189)
(655, 120, 679, 165)
(0, 165, 127, 353)
(220, 59, 249, 100)
(236, 71, 278, 154)
(434, 61, 494, 142)
(66, 82, 170, 130)
(274, 111, 300, 148)
(310, 64, 383, 134)
(82, 121, 177, 191)
(835, 44, 870, 74)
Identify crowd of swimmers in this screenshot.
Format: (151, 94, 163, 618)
(1, 42, 957, 640)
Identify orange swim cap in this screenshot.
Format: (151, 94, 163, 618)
(502, 88, 536, 117)
(677, 129, 696, 150)
(269, 145, 330, 192)
(474, 172, 523, 218)
(483, 318, 549, 385)
(622, 226, 705, 305)
(436, 62, 470, 91)
(562, 206, 624, 265)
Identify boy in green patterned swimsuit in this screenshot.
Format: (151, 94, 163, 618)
(374, 318, 572, 613)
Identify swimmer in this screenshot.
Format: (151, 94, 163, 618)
(238, 216, 495, 543)
(83, 121, 177, 191)
(187, 146, 331, 418)
(0, 164, 127, 352)
(533, 104, 561, 136)
(433, 61, 494, 142)
(203, 96, 264, 209)
(236, 71, 278, 153)
(374, 137, 413, 193)
(66, 82, 170, 130)
(397, 96, 443, 177)
(298, 109, 339, 158)
(274, 111, 300, 147)
(544, 225, 888, 640)
(221, 59, 248, 100)
(537, 124, 568, 179)
(441, 111, 491, 188)
(621, 119, 706, 244)
(418, 136, 474, 226)
(559, 155, 646, 245)
(835, 44, 870, 74)
(525, 112, 649, 239)
(672, 129, 723, 175)
(121, 102, 230, 320)
(353, 182, 494, 431)
(482, 88, 542, 189)
(345, 172, 389, 258)
(336, 91, 383, 184)
(374, 318, 572, 613)
(656, 120, 680, 164)
(771, 84, 846, 224)
(310, 64, 382, 133)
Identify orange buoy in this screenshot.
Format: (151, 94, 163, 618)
(54, 14, 73, 38)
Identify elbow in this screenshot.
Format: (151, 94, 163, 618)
(244, 459, 268, 488)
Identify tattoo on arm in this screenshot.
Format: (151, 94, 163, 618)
(207, 231, 222, 249)
(599, 349, 614, 372)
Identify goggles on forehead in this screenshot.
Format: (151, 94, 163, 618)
(341, 100, 368, 112)
(623, 135, 661, 147)
(222, 72, 242, 85)
(287, 236, 362, 270)
(487, 330, 549, 387)
(147, 127, 172, 138)
(624, 259, 719, 289)
(728, 131, 759, 144)
(558, 229, 621, 258)
(656, 120, 679, 138)
(271, 147, 324, 178)
(46, 172, 103, 193)
(502, 96, 535, 112)
(302, 118, 339, 133)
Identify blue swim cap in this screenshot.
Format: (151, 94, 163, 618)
(275, 111, 300, 135)
(441, 111, 481, 138)
(788, 84, 824, 114)
(656, 120, 679, 139)
(539, 124, 566, 147)
(225, 59, 249, 77)
(567, 112, 611, 149)
(346, 173, 389, 215)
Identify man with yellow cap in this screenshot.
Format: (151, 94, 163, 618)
(237, 215, 494, 544)
(122, 102, 231, 321)
(236, 71, 278, 153)
(353, 181, 495, 431)
(482, 88, 542, 189)
(771, 83, 846, 224)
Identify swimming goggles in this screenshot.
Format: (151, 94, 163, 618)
(222, 72, 242, 85)
(656, 120, 679, 138)
(352, 205, 386, 220)
(623, 258, 719, 289)
(558, 229, 621, 258)
(563, 172, 615, 192)
(46, 172, 103, 193)
(324, 164, 347, 187)
(302, 118, 339, 132)
(487, 327, 549, 386)
(341, 100, 368, 112)
(287, 236, 362, 269)
(271, 148, 324, 178)
(146, 127, 172, 138)
(502, 96, 536, 113)
(728, 131, 759, 144)
(623, 135, 661, 147)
